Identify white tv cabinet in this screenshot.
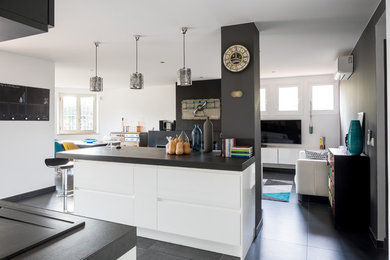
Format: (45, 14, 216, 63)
(261, 147, 301, 168)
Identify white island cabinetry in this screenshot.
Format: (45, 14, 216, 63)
(73, 160, 255, 259)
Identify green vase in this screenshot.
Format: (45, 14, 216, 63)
(347, 120, 363, 155)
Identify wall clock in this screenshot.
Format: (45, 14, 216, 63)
(223, 45, 250, 72)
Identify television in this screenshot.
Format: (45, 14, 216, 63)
(261, 120, 302, 144)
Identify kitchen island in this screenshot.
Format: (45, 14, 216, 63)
(57, 146, 256, 259)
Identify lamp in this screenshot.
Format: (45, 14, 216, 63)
(130, 35, 144, 89)
(90, 42, 103, 92)
(177, 27, 192, 86)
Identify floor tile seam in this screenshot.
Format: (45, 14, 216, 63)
(148, 243, 219, 260)
(306, 244, 344, 254)
(260, 236, 308, 247)
(145, 248, 192, 260)
(306, 212, 309, 260)
(262, 216, 309, 224)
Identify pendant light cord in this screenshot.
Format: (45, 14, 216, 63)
(136, 37, 138, 73)
(95, 43, 98, 77)
(183, 32, 186, 69)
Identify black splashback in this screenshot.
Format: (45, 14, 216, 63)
(0, 83, 49, 121)
(175, 79, 221, 132)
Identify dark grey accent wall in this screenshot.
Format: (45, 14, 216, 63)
(375, 13, 387, 242)
(221, 23, 262, 229)
(175, 79, 221, 132)
(339, 0, 385, 240)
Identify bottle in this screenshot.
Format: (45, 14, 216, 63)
(309, 101, 313, 134)
(309, 117, 313, 134)
(191, 124, 203, 152)
(203, 117, 213, 153)
(121, 118, 125, 133)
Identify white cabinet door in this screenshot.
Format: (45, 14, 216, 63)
(75, 160, 134, 196)
(157, 200, 241, 246)
(74, 188, 134, 226)
(158, 167, 241, 209)
(261, 148, 278, 164)
(134, 166, 157, 229)
(278, 148, 301, 165)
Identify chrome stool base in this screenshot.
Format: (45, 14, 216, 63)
(45, 158, 74, 213)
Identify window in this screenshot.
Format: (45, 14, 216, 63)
(260, 88, 266, 112)
(312, 85, 334, 111)
(59, 94, 97, 134)
(278, 86, 298, 111)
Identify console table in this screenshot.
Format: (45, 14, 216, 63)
(328, 148, 369, 230)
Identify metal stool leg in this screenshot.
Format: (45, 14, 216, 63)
(62, 168, 68, 212)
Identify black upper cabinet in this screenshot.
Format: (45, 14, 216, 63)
(0, 0, 54, 42)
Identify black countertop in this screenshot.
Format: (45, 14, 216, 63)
(57, 146, 255, 171)
(0, 200, 136, 260)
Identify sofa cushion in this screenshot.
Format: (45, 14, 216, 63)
(305, 150, 327, 160)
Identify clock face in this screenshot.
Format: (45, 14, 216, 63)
(223, 45, 250, 72)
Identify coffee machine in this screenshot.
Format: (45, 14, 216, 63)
(159, 120, 176, 131)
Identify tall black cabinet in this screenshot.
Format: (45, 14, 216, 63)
(328, 148, 370, 230)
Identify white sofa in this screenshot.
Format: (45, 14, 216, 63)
(295, 151, 328, 197)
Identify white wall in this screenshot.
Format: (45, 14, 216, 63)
(55, 85, 176, 140)
(0, 51, 55, 198)
(260, 74, 340, 149)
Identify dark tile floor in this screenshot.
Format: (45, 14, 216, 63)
(16, 170, 387, 260)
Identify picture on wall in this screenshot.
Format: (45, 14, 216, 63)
(181, 98, 221, 120)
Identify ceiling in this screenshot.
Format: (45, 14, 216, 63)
(0, 0, 381, 89)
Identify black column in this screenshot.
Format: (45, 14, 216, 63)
(221, 23, 262, 233)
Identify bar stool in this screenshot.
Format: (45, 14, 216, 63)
(45, 158, 74, 212)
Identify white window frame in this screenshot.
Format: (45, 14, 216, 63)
(276, 85, 303, 115)
(59, 93, 97, 135)
(309, 82, 338, 115)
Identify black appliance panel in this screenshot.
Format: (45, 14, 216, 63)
(261, 120, 302, 144)
(0, 83, 49, 121)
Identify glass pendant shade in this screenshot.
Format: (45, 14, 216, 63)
(177, 67, 192, 86)
(130, 72, 144, 89)
(130, 35, 144, 90)
(177, 27, 192, 86)
(90, 76, 103, 92)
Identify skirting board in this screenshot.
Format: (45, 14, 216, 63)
(138, 228, 246, 259)
(263, 163, 295, 170)
(369, 226, 385, 249)
(2, 186, 55, 202)
(255, 216, 263, 238)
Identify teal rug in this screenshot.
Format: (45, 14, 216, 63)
(262, 179, 293, 202)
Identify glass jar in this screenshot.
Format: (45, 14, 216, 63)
(191, 124, 203, 152)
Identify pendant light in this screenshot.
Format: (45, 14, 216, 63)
(177, 27, 192, 86)
(90, 42, 103, 92)
(130, 35, 144, 89)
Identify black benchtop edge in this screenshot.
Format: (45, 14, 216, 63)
(57, 152, 255, 172)
(0, 200, 136, 260)
(86, 229, 136, 260)
(56, 146, 256, 172)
